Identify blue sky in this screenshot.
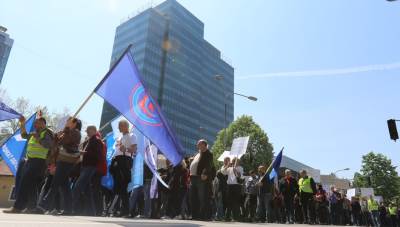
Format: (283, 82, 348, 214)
(1, 0, 400, 178)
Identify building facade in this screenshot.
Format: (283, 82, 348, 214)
(0, 26, 14, 84)
(100, 0, 234, 155)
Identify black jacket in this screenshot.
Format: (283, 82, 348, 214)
(196, 150, 216, 181)
(279, 176, 299, 198)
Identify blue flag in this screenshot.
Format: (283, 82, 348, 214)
(95, 49, 184, 166)
(269, 149, 283, 180)
(101, 132, 116, 190)
(0, 101, 21, 121)
(128, 127, 145, 192)
(0, 113, 36, 175)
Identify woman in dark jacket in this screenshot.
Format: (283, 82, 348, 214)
(167, 161, 188, 219)
(38, 117, 82, 215)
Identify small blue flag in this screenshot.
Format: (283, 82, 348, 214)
(95, 49, 184, 166)
(0, 113, 37, 175)
(0, 101, 21, 121)
(269, 149, 283, 180)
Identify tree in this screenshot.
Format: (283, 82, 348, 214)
(211, 115, 274, 173)
(353, 152, 400, 201)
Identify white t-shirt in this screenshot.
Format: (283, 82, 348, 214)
(189, 153, 201, 176)
(114, 133, 137, 157)
(221, 166, 244, 185)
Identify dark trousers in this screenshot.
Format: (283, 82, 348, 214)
(316, 201, 329, 224)
(72, 166, 96, 215)
(352, 211, 362, 226)
(300, 192, 314, 224)
(244, 194, 257, 221)
(92, 173, 103, 216)
(190, 176, 211, 220)
(257, 192, 272, 222)
(39, 161, 74, 212)
(391, 215, 398, 227)
(284, 196, 295, 223)
(225, 184, 241, 220)
(14, 158, 46, 210)
(167, 187, 186, 218)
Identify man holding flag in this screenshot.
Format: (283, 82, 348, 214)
(4, 115, 53, 214)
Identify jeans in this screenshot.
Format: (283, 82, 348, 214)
(244, 194, 257, 221)
(72, 166, 96, 215)
(190, 176, 211, 220)
(371, 210, 380, 227)
(284, 196, 295, 223)
(257, 192, 272, 222)
(39, 161, 74, 212)
(14, 158, 46, 210)
(129, 186, 143, 216)
(143, 180, 152, 218)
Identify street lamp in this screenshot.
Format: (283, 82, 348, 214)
(214, 75, 258, 150)
(333, 168, 350, 177)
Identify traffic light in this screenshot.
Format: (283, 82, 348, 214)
(387, 119, 399, 141)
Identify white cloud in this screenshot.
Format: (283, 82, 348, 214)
(237, 61, 400, 79)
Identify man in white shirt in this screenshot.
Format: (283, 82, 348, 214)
(109, 120, 137, 217)
(221, 157, 244, 221)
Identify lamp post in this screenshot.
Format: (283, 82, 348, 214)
(215, 75, 257, 150)
(333, 168, 350, 177)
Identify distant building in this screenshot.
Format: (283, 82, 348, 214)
(0, 26, 14, 83)
(320, 174, 351, 191)
(278, 155, 321, 182)
(100, 0, 234, 155)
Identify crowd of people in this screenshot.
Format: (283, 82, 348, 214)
(3, 115, 400, 227)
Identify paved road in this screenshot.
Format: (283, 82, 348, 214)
(0, 209, 333, 227)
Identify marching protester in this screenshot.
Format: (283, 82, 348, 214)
(368, 195, 380, 227)
(279, 169, 298, 224)
(4, 116, 53, 214)
(244, 169, 258, 222)
(256, 165, 274, 223)
(108, 120, 137, 217)
(315, 184, 328, 225)
(71, 125, 103, 215)
(38, 117, 82, 215)
(220, 157, 244, 221)
(298, 169, 317, 225)
(189, 139, 216, 221)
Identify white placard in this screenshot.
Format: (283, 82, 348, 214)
(229, 136, 250, 158)
(217, 150, 235, 162)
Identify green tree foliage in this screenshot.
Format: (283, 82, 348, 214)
(211, 115, 274, 173)
(353, 152, 400, 201)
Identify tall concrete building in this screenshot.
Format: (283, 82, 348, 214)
(100, 0, 234, 155)
(0, 26, 14, 84)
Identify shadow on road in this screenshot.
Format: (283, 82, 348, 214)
(95, 221, 202, 227)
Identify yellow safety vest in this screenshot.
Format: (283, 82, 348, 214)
(26, 129, 49, 160)
(389, 206, 397, 215)
(368, 199, 379, 211)
(299, 177, 313, 193)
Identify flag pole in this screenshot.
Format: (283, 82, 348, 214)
(72, 44, 133, 118)
(258, 147, 284, 184)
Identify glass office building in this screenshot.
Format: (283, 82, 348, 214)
(0, 26, 13, 84)
(100, 0, 234, 155)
